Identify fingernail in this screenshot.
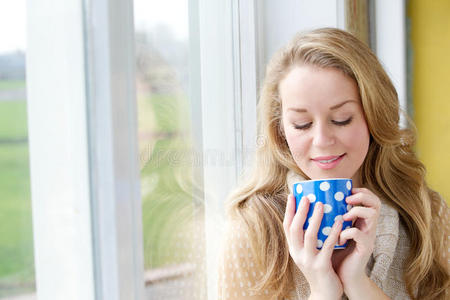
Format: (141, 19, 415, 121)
(315, 202, 322, 211)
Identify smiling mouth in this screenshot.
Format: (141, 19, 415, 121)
(312, 154, 346, 163)
(311, 154, 346, 170)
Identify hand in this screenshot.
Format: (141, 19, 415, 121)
(331, 187, 381, 293)
(283, 194, 344, 300)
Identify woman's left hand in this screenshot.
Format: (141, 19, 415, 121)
(331, 187, 381, 292)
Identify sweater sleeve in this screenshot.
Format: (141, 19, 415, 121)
(218, 219, 275, 300)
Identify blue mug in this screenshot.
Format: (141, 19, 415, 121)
(293, 178, 353, 249)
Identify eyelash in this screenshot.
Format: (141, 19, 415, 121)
(294, 117, 353, 130)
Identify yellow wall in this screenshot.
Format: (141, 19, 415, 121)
(408, 0, 450, 202)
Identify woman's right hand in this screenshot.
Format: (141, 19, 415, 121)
(283, 194, 344, 300)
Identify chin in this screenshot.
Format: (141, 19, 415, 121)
(311, 170, 351, 180)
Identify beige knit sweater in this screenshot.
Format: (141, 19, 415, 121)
(218, 171, 450, 300)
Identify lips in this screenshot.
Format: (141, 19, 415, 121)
(312, 154, 345, 169)
(312, 154, 345, 162)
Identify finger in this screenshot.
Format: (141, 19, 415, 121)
(347, 189, 380, 209)
(339, 227, 366, 246)
(343, 206, 377, 222)
(320, 218, 343, 259)
(304, 202, 323, 251)
(289, 196, 310, 249)
(283, 194, 296, 232)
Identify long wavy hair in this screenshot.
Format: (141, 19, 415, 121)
(226, 28, 449, 299)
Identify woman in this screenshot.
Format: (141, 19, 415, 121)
(219, 28, 449, 299)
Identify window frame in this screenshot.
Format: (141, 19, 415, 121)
(26, 0, 145, 299)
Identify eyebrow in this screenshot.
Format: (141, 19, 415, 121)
(287, 99, 358, 113)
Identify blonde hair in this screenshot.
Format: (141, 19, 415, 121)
(226, 28, 449, 299)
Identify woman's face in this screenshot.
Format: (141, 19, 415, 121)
(280, 65, 370, 185)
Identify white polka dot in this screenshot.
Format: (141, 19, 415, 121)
(308, 217, 313, 224)
(322, 226, 332, 236)
(317, 239, 324, 248)
(296, 184, 303, 194)
(347, 204, 352, 211)
(345, 225, 351, 230)
(324, 204, 332, 213)
(347, 180, 352, 190)
(334, 192, 344, 201)
(335, 215, 343, 222)
(320, 181, 330, 191)
(307, 193, 316, 202)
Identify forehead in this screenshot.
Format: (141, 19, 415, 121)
(279, 65, 360, 111)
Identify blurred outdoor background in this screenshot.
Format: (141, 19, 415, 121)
(0, 0, 449, 299)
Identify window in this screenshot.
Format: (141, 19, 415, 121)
(0, 1, 36, 299)
(134, 0, 206, 298)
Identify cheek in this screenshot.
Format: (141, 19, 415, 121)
(343, 124, 370, 155)
(284, 129, 309, 157)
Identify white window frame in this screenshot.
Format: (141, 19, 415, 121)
(262, 0, 345, 65)
(197, 0, 260, 298)
(374, 0, 407, 127)
(26, 0, 144, 299)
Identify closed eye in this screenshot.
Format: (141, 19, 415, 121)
(332, 117, 353, 126)
(293, 122, 312, 130)
(293, 117, 353, 130)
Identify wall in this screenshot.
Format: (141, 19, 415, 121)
(408, 0, 450, 202)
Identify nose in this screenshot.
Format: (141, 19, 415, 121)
(312, 122, 335, 148)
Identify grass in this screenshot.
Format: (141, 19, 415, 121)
(0, 144, 34, 297)
(0, 101, 28, 140)
(0, 99, 34, 297)
(0, 80, 26, 91)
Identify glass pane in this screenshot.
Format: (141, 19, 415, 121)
(133, 0, 206, 299)
(0, 1, 36, 299)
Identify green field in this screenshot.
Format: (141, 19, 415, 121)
(0, 100, 34, 297)
(0, 89, 203, 297)
(0, 101, 28, 140)
(0, 81, 25, 91)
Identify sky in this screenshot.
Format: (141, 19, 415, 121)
(0, 0, 26, 53)
(0, 0, 188, 54)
